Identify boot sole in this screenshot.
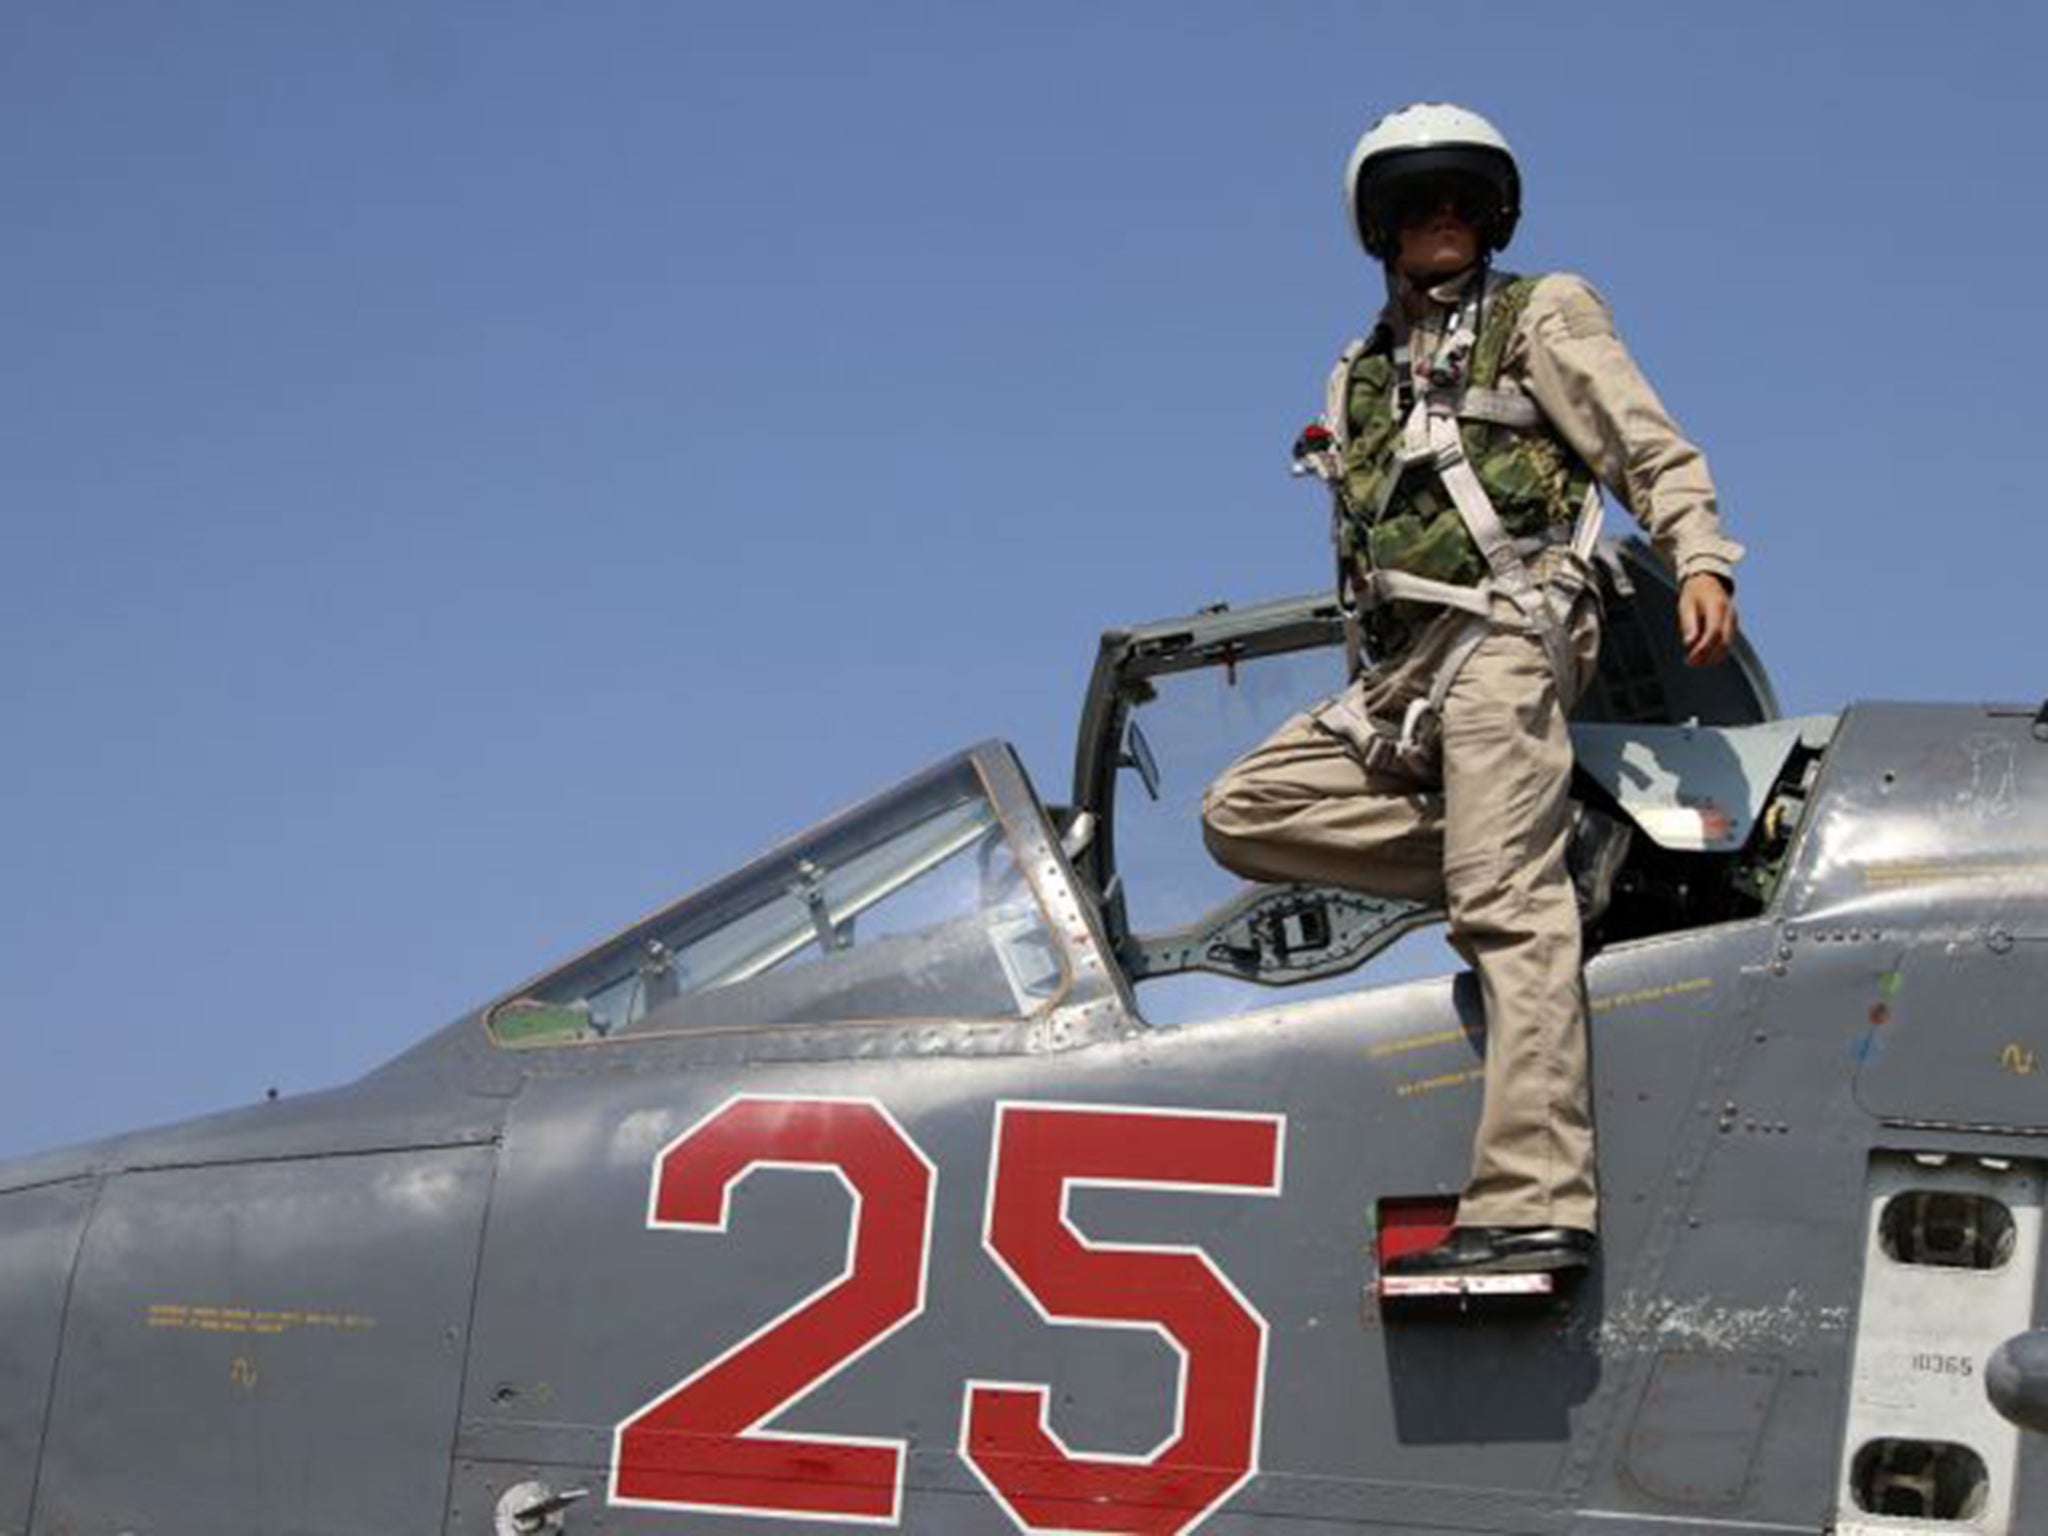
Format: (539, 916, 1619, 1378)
(1386, 1247, 1592, 1279)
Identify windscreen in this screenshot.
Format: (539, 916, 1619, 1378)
(490, 757, 1065, 1046)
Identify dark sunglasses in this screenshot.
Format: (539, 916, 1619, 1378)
(1388, 178, 1498, 230)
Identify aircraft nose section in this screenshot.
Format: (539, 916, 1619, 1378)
(1988, 1330, 2048, 1434)
(0, 1178, 95, 1519)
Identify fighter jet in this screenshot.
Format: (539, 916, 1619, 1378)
(5, 539, 2045, 1534)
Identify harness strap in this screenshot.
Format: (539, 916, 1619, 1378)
(1452, 386, 1541, 429)
(1320, 272, 1607, 770)
(1364, 528, 1574, 615)
(1324, 338, 1367, 448)
(1363, 569, 1493, 618)
(1353, 279, 1603, 766)
(1425, 405, 1537, 595)
(1570, 479, 1604, 562)
(1407, 615, 1493, 758)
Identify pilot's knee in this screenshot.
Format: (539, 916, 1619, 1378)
(1202, 776, 1278, 871)
(1200, 772, 1246, 837)
(1200, 791, 1256, 872)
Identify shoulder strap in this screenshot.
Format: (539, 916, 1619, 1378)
(1470, 273, 1538, 391)
(1324, 338, 1367, 448)
(1324, 321, 1392, 448)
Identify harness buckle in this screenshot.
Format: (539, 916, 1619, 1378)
(1395, 697, 1436, 762)
(1419, 335, 1472, 391)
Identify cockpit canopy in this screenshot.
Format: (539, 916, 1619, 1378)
(490, 754, 1070, 1047)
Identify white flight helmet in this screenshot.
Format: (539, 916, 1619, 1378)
(1344, 102, 1521, 260)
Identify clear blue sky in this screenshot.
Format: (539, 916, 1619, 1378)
(4, 2, 2043, 1160)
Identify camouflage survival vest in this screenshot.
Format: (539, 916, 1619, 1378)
(1294, 270, 1607, 769)
(1330, 273, 1596, 648)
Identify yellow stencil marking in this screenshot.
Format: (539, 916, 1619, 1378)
(1863, 859, 2048, 890)
(1371, 979, 1712, 1065)
(147, 1303, 377, 1336)
(229, 1356, 259, 1391)
(2002, 1044, 2039, 1077)
(1369, 1027, 1466, 1059)
(1397, 1068, 1484, 1099)
(1591, 977, 1714, 1015)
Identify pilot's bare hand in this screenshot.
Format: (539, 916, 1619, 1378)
(1677, 572, 1738, 668)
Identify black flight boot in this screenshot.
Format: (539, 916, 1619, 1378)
(1383, 1225, 1596, 1278)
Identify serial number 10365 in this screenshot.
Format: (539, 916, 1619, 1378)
(1911, 1352, 1976, 1378)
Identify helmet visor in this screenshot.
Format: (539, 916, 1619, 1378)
(1386, 172, 1503, 232)
(1353, 143, 1519, 255)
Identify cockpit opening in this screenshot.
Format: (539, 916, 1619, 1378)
(1067, 540, 1836, 1023)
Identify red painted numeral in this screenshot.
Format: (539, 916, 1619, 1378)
(962, 1102, 1285, 1535)
(609, 1095, 935, 1524)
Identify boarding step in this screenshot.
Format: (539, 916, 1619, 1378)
(1372, 1195, 1569, 1311)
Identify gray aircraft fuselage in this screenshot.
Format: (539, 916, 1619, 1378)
(5, 546, 2045, 1536)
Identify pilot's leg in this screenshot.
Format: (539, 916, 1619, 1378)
(1200, 612, 1485, 905)
(1201, 707, 1446, 907)
(1390, 603, 1604, 1276)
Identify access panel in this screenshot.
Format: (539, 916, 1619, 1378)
(0, 1180, 93, 1536)
(1836, 1152, 2043, 1534)
(31, 1147, 493, 1536)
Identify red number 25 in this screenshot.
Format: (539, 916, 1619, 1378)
(610, 1095, 1284, 1534)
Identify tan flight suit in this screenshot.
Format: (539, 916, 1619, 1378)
(1203, 270, 1742, 1232)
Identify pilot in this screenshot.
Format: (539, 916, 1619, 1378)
(1202, 103, 1744, 1278)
